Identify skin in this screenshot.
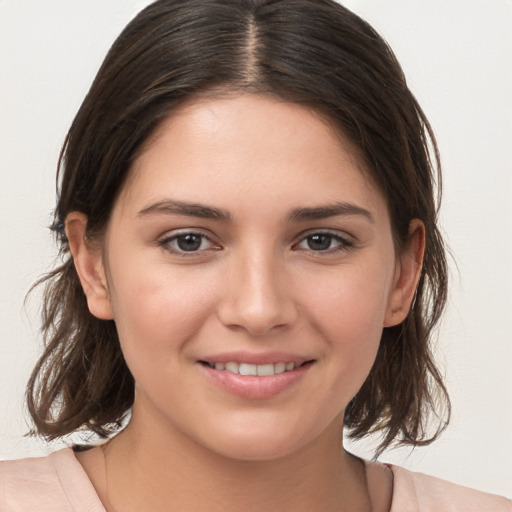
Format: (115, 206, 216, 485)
(67, 94, 424, 512)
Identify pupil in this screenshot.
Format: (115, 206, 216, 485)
(308, 234, 331, 251)
(177, 234, 202, 251)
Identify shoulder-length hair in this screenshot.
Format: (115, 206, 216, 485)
(27, 0, 449, 455)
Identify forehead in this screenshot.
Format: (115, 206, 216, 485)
(116, 93, 386, 220)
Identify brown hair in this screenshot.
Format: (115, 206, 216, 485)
(27, 0, 450, 455)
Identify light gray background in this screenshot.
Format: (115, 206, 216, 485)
(1, 0, 511, 497)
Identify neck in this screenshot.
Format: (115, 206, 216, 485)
(102, 406, 371, 512)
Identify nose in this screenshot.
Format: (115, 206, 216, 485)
(217, 249, 298, 336)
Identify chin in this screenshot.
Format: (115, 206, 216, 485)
(193, 412, 338, 463)
(206, 433, 304, 462)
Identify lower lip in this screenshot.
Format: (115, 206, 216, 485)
(199, 362, 313, 400)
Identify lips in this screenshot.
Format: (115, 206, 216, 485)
(198, 355, 315, 399)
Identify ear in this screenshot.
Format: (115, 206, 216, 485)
(384, 219, 425, 327)
(65, 212, 114, 320)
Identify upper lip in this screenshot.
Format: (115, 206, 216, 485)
(198, 351, 314, 366)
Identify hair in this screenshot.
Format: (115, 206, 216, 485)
(27, 0, 450, 455)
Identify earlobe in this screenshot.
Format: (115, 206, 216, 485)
(383, 219, 425, 327)
(65, 212, 114, 320)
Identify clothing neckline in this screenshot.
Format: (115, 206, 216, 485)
(64, 446, 395, 511)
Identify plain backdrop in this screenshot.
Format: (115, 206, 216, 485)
(1, 0, 511, 498)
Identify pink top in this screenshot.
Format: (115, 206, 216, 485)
(1, 448, 511, 511)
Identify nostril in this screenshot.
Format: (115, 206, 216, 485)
(216, 272, 298, 336)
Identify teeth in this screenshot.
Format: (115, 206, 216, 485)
(210, 361, 298, 376)
(225, 362, 239, 373)
(239, 363, 257, 376)
(257, 364, 275, 376)
(274, 362, 286, 374)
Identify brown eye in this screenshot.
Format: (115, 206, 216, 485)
(160, 232, 217, 254)
(295, 232, 354, 253)
(176, 234, 203, 252)
(306, 234, 333, 251)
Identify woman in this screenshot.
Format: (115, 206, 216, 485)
(1, 1, 510, 510)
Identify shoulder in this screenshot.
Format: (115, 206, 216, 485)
(389, 464, 512, 512)
(0, 448, 105, 512)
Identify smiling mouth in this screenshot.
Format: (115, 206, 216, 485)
(200, 360, 314, 376)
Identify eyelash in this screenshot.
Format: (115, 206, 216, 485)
(293, 231, 354, 254)
(158, 231, 219, 256)
(158, 230, 354, 256)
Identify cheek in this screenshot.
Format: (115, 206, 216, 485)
(303, 261, 392, 336)
(299, 261, 393, 388)
(106, 255, 218, 371)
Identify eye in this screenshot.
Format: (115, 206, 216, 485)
(159, 232, 219, 254)
(294, 232, 353, 252)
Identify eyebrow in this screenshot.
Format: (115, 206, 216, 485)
(137, 199, 231, 221)
(137, 199, 373, 224)
(287, 202, 374, 224)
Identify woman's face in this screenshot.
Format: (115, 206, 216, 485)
(78, 94, 421, 460)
